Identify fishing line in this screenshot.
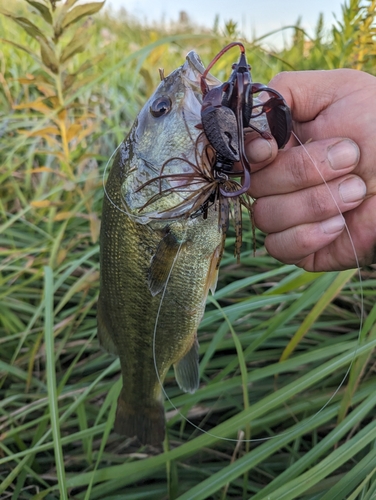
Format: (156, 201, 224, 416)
(102, 143, 127, 215)
(290, 132, 363, 414)
(151, 131, 364, 444)
(102, 124, 363, 442)
(102, 142, 152, 222)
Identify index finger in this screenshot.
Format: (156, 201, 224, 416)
(268, 69, 376, 191)
(268, 69, 356, 122)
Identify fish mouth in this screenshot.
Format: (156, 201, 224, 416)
(180, 51, 221, 123)
(183, 51, 221, 92)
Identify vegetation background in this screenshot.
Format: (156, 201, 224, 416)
(1, 0, 376, 498)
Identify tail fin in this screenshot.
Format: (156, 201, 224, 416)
(114, 392, 165, 446)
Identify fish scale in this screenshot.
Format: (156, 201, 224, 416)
(98, 53, 224, 445)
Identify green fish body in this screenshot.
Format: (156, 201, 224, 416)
(98, 53, 223, 445)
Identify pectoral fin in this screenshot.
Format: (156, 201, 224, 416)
(174, 338, 199, 394)
(148, 231, 183, 296)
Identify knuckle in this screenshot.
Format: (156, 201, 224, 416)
(269, 72, 289, 88)
(265, 226, 307, 264)
(264, 237, 280, 261)
(307, 186, 330, 219)
(268, 72, 292, 105)
(287, 148, 311, 188)
(294, 225, 312, 253)
(253, 200, 269, 232)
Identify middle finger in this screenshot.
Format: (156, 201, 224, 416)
(249, 138, 360, 197)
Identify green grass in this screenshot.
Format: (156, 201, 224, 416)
(1, 0, 376, 498)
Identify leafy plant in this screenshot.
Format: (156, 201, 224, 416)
(0, 0, 106, 245)
(1, 1, 376, 499)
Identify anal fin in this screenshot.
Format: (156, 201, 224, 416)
(174, 338, 199, 394)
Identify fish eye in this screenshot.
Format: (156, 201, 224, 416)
(150, 96, 172, 117)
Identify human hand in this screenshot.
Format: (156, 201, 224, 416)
(246, 69, 376, 271)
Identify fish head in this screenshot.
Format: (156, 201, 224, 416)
(135, 51, 220, 167)
(120, 52, 221, 220)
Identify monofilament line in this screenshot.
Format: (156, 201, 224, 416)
(103, 143, 149, 221)
(291, 132, 363, 413)
(103, 135, 364, 443)
(150, 132, 364, 443)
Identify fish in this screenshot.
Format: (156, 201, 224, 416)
(97, 51, 226, 446)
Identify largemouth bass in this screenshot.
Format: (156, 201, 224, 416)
(98, 52, 224, 445)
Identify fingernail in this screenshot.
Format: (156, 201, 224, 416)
(327, 140, 359, 170)
(246, 137, 272, 163)
(321, 215, 345, 234)
(339, 177, 366, 203)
